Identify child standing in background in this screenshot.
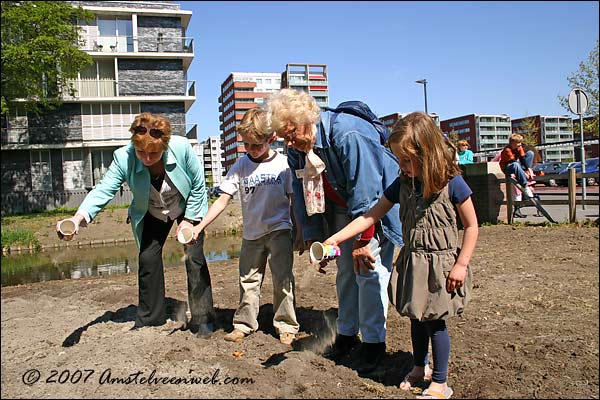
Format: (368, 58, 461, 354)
(323, 112, 478, 399)
(190, 108, 299, 345)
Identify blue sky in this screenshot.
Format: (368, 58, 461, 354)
(183, 1, 599, 141)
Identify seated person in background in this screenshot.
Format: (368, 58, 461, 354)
(499, 134, 535, 198)
(456, 140, 474, 164)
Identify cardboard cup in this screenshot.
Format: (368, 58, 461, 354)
(309, 242, 340, 265)
(58, 219, 76, 237)
(177, 226, 195, 244)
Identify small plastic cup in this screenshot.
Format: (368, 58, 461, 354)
(177, 226, 195, 244)
(58, 219, 77, 238)
(309, 242, 341, 265)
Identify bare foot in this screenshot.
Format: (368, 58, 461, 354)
(399, 365, 432, 390)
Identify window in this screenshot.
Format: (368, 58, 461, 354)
(31, 150, 52, 191)
(92, 149, 115, 185)
(63, 149, 85, 190)
(97, 16, 133, 52)
(78, 60, 115, 97)
(81, 103, 140, 141)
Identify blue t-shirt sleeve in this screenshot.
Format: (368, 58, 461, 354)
(383, 177, 401, 204)
(449, 174, 473, 204)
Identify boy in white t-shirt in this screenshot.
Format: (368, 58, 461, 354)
(191, 108, 298, 345)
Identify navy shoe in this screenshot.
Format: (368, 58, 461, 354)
(351, 342, 386, 374)
(323, 334, 361, 362)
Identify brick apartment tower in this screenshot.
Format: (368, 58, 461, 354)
(219, 64, 329, 171)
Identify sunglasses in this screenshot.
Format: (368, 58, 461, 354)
(133, 125, 164, 138)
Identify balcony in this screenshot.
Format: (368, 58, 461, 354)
(64, 79, 195, 110)
(80, 35, 194, 68)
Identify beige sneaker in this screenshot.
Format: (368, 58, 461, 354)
(224, 329, 246, 343)
(279, 332, 295, 345)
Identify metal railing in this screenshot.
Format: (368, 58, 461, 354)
(80, 35, 194, 54)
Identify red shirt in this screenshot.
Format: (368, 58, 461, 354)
(499, 145, 525, 173)
(322, 173, 375, 241)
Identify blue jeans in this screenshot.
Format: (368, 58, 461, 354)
(505, 150, 534, 186)
(326, 203, 395, 343)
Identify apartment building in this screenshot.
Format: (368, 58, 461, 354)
(512, 116, 574, 162)
(218, 72, 281, 170)
(219, 64, 329, 171)
(1, 1, 196, 213)
(199, 136, 225, 188)
(441, 114, 512, 160)
(281, 63, 329, 107)
(379, 112, 440, 132)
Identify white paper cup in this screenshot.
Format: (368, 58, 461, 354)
(309, 242, 341, 264)
(58, 219, 76, 237)
(177, 226, 195, 244)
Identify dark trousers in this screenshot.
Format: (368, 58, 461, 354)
(135, 212, 215, 328)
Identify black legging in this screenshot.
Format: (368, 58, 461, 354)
(135, 212, 215, 328)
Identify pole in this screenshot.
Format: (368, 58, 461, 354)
(575, 89, 587, 209)
(423, 82, 428, 115)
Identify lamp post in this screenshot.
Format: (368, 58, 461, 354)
(415, 79, 428, 115)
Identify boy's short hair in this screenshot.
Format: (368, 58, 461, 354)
(509, 133, 524, 144)
(238, 108, 273, 142)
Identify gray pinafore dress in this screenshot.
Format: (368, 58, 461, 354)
(388, 179, 472, 321)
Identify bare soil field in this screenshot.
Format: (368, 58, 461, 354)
(1, 206, 598, 399)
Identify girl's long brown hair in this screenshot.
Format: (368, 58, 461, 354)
(388, 112, 461, 198)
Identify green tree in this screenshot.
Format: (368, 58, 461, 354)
(513, 117, 539, 147)
(558, 39, 599, 136)
(1, 1, 94, 116)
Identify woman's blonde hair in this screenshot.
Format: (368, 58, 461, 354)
(266, 89, 321, 132)
(457, 139, 469, 148)
(389, 112, 461, 199)
(237, 108, 273, 142)
(129, 112, 171, 151)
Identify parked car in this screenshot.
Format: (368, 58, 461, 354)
(533, 161, 568, 176)
(555, 157, 599, 186)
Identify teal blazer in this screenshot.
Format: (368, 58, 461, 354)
(78, 135, 208, 249)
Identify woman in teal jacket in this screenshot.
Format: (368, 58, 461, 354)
(56, 112, 214, 337)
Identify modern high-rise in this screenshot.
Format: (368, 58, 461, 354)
(512, 116, 574, 162)
(218, 72, 281, 170)
(199, 136, 225, 188)
(281, 63, 329, 107)
(441, 114, 512, 160)
(1, 1, 196, 213)
(218, 64, 329, 170)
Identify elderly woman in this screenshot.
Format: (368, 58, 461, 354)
(56, 112, 215, 337)
(266, 89, 403, 373)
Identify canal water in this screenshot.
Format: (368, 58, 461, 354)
(1, 235, 242, 287)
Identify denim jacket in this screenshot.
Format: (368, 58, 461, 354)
(288, 111, 403, 246)
(77, 135, 207, 249)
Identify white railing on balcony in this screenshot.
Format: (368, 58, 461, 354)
(79, 35, 194, 53)
(65, 80, 195, 98)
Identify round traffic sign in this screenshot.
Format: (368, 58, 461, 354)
(568, 88, 589, 115)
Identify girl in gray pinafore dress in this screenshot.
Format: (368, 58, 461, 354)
(322, 112, 479, 399)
